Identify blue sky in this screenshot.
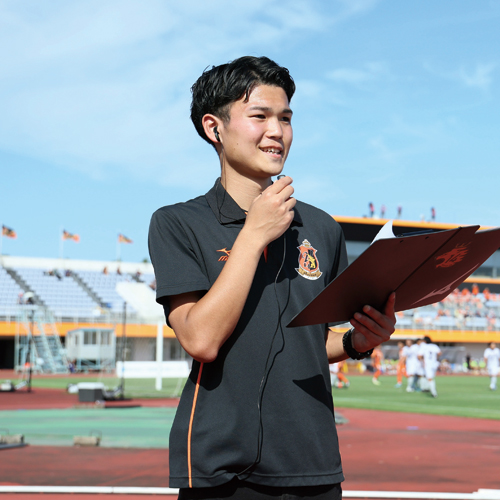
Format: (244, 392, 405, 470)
(1, 0, 499, 263)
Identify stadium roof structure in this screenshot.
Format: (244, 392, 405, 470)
(333, 215, 496, 244)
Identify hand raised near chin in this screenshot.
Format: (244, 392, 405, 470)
(244, 176, 296, 249)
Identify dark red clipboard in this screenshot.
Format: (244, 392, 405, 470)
(288, 225, 500, 327)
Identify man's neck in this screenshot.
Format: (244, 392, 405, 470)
(221, 171, 272, 211)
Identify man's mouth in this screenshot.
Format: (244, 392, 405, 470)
(261, 147, 282, 156)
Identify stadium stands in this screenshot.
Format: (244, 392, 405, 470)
(1, 257, 499, 331)
(0, 267, 24, 316)
(14, 267, 98, 318)
(76, 270, 137, 314)
(0, 256, 152, 322)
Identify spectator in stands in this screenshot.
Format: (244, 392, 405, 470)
(103, 266, 108, 275)
(116, 267, 122, 275)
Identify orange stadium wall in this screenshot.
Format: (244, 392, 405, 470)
(2, 323, 500, 343)
(0, 321, 176, 339)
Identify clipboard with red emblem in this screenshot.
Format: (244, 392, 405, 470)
(288, 224, 500, 327)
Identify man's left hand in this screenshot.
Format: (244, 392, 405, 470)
(350, 292, 396, 353)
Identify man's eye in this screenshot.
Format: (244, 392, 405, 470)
(281, 116, 291, 123)
(252, 114, 266, 119)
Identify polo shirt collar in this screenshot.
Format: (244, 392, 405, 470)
(205, 178, 303, 227)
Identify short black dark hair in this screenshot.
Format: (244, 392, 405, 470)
(424, 336, 432, 344)
(190, 56, 296, 146)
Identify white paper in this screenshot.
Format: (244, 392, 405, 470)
(371, 220, 396, 244)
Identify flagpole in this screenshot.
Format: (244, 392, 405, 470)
(59, 227, 64, 260)
(116, 234, 121, 262)
(0, 226, 3, 258)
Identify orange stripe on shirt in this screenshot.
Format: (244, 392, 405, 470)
(188, 362, 204, 488)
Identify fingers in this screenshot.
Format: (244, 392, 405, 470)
(268, 176, 294, 197)
(349, 293, 397, 352)
(384, 292, 397, 319)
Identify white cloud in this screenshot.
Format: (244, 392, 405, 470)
(0, 0, 347, 187)
(326, 62, 388, 87)
(424, 60, 497, 92)
(333, 0, 379, 21)
(458, 62, 497, 90)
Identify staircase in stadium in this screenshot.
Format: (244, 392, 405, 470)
(16, 307, 69, 374)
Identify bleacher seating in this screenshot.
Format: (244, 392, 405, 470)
(1, 259, 499, 332)
(433, 316, 457, 329)
(0, 267, 24, 316)
(13, 268, 98, 318)
(75, 270, 137, 314)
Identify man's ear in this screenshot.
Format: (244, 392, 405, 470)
(202, 115, 221, 144)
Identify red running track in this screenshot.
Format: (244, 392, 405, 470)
(1, 388, 500, 496)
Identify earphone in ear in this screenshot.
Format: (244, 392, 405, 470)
(213, 126, 221, 143)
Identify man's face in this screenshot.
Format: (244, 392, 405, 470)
(220, 84, 293, 181)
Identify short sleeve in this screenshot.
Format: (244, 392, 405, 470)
(148, 207, 211, 320)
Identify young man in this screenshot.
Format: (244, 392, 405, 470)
(484, 342, 499, 390)
(419, 336, 441, 398)
(149, 56, 395, 500)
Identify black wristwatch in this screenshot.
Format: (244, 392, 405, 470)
(342, 328, 374, 360)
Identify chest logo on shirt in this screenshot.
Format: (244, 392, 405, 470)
(296, 239, 322, 280)
(217, 248, 231, 262)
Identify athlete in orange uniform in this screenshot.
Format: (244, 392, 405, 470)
(337, 360, 350, 388)
(372, 346, 383, 386)
(395, 340, 406, 388)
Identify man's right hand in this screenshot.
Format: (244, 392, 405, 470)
(168, 176, 296, 364)
(243, 176, 296, 251)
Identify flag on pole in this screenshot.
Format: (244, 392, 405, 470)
(118, 234, 133, 244)
(2, 225, 17, 238)
(62, 230, 80, 242)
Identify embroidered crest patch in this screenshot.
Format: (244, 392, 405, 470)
(296, 239, 322, 280)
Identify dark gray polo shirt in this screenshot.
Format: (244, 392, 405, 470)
(148, 179, 347, 489)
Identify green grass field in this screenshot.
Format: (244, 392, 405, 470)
(3, 373, 499, 420)
(332, 374, 500, 420)
(27, 375, 188, 399)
